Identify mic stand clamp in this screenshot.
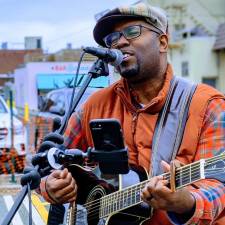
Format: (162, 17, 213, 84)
(87, 147, 129, 175)
(89, 59, 109, 78)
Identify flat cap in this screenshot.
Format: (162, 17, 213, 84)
(93, 2, 168, 47)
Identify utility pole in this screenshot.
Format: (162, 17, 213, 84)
(9, 90, 16, 183)
(9, 90, 14, 149)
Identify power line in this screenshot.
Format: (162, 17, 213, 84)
(45, 25, 93, 45)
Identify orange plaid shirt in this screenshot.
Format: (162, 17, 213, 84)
(63, 98, 225, 224)
(168, 98, 225, 224)
(40, 97, 225, 225)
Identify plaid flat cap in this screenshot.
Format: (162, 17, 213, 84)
(93, 2, 168, 47)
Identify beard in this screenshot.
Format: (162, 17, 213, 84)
(119, 63, 140, 79)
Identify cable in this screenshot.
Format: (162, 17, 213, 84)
(45, 25, 93, 45)
(57, 50, 85, 134)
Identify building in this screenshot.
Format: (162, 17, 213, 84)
(213, 23, 225, 91)
(24, 36, 42, 50)
(0, 36, 46, 94)
(148, 0, 225, 92)
(14, 61, 113, 111)
(0, 49, 43, 90)
(0, 41, 102, 100)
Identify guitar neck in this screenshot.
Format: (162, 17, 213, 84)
(100, 154, 225, 218)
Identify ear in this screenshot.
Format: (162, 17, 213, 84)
(159, 34, 168, 53)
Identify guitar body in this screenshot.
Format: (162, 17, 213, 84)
(47, 153, 225, 225)
(69, 164, 151, 225)
(48, 164, 151, 225)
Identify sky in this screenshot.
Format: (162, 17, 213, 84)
(0, 0, 139, 53)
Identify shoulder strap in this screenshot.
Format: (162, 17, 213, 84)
(150, 76, 197, 177)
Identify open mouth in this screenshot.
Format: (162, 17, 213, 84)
(122, 52, 133, 62)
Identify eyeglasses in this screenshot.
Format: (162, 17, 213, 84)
(103, 24, 162, 48)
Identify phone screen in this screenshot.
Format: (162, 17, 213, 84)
(89, 119, 125, 151)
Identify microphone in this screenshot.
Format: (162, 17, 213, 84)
(83, 47, 123, 66)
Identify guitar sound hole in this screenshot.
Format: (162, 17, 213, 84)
(86, 186, 106, 225)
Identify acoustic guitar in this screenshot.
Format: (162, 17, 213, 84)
(47, 152, 225, 225)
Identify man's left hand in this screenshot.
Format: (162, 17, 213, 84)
(141, 160, 196, 214)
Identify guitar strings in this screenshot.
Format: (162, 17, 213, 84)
(73, 154, 225, 221)
(162, 154, 225, 180)
(74, 155, 225, 221)
(75, 155, 225, 222)
(80, 153, 225, 210)
(76, 168, 225, 222)
(75, 178, 224, 221)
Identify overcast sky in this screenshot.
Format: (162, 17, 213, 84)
(0, 0, 139, 53)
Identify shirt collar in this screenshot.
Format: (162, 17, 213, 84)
(115, 64, 174, 113)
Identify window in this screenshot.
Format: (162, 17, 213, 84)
(181, 61, 189, 77)
(37, 39, 42, 49)
(202, 78, 217, 88)
(56, 92, 66, 111)
(43, 93, 61, 111)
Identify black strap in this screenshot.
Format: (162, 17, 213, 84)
(150, 77, 197, 176)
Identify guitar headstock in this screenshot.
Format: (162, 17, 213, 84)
(204, 152, 225, 184)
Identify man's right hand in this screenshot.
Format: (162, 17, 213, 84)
(37, 118, 77, 204)
(46, 168, 77, 204)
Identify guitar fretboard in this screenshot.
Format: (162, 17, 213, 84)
(100, 159, 205, 218)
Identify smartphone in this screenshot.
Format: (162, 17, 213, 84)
(89, 118, 125, 151)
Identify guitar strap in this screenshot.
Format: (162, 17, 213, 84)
(150, 76, 197, 177)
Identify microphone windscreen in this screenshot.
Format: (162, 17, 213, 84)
(110, 49, 124, 67)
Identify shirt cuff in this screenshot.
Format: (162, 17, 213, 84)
(40, 176, 56, 204)
(167, 191, 204, 225)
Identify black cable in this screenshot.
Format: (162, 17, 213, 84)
(57, 51, 85, 134)
(68, 51, 86, 117)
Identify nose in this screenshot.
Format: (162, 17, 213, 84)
(115, 34, 130, 48)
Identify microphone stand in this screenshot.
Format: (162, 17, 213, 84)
(2, 58, 110, 225)
(47, 58, 110, 225)
(1, 166, 41, 225)
(58, 58, 109, 134)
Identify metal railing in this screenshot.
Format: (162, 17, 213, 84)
(0, 116, 53, 175)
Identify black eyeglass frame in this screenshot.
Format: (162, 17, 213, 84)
(103, 24, 162, 48)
